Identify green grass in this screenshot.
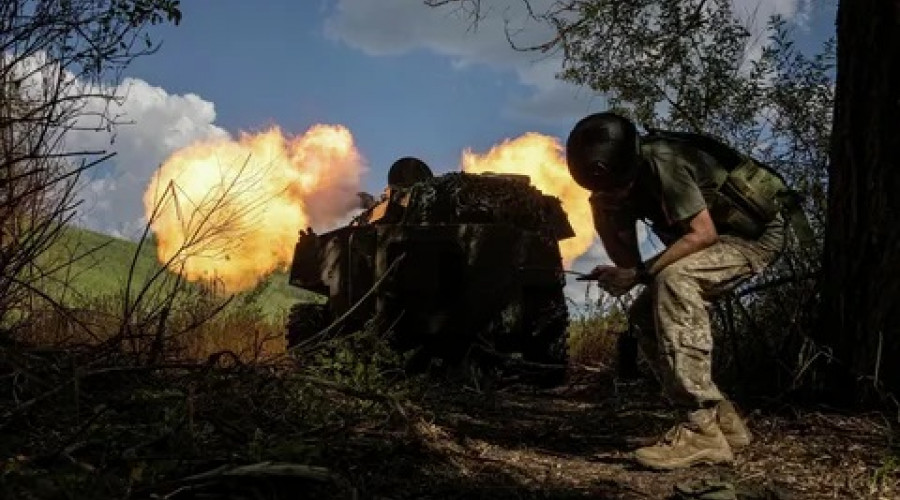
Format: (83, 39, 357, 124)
(35, 225, 316, 322)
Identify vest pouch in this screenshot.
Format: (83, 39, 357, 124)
(707, 192, 764, 239)
(718, 159, 783, 226)
(721, 204, 765, 239)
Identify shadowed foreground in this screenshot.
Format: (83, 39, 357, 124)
(1, 357, 895, 500)
(358, 371, 895, 499)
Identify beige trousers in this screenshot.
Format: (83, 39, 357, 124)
(629, 219, 783, 407)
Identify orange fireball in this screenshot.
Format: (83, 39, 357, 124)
(143, 125, 365, 293)
(460, 133, 594, 266)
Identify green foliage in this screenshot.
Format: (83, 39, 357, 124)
(304, 327, 412, 394)
(558, 0, 755, 133)
(871, 453, 900, 496)
(494, 1, 834, 221)
(110, 0, 182, 27)
(566, 290, 629, 367)
(554, 3, 835, 188)
(519, 0, 836, 397)
(5, 225, 324, 366)
(0, 0, 183, 330)
(35, 226, 162, 303)
(0, 349, 409, 499)
(33, 225, 313, 322)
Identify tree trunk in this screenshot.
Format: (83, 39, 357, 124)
(820, 0, 900, 401)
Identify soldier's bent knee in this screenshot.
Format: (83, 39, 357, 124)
(653, 261, 688, 289)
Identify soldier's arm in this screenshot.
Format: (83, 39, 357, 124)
(640, 155, 719, 279)
(645, 208, 718, 277)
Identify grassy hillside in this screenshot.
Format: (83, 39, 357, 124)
(36, 225, 316, 322)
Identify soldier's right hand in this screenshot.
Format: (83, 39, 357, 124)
(585, 265, 639, 297)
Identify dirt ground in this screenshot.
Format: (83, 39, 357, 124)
(4, 358, 895, 500)
(333, 368, 898, 500)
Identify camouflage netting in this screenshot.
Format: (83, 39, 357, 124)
(401, 172, 557, 231)
(292, 171, 570, 382)
(400, 173, 570, 371)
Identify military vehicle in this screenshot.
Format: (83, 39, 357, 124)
(285, 157, 575, 375)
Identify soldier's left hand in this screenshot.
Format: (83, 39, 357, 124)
(590, 265, 638, 297)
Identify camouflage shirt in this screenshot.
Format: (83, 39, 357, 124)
(590, 139, 731, 245)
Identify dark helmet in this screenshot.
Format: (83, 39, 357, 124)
(565, 112, 641, 192)
(387, 156, 434, 188)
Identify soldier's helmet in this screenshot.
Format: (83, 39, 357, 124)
(388, 156, 434, 189)
(565, 112, 641, 193)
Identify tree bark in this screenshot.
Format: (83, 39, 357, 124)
(820, 0, 900, 400)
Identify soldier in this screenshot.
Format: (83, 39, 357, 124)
(565, 112, 788, 470)
(387, 156, 434, 189)
(355, 156, 434, 219)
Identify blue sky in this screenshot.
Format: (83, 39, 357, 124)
(72, 0, 836, 282)
(122, 0, 835, 178)
(120, 0, 586, 190)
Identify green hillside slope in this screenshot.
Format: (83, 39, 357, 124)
(37, 226, 315, 322)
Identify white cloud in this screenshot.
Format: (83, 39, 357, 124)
(2, 52, 229, 238)
(325, 0, 807, 125)
(732, 0, 811, 30)
(68, 78, 229, 238)
(508, 59, 607, 123)
(731, 0, 815, 75)
(325, 0, 556, 58)
(324, 0, 597, 125)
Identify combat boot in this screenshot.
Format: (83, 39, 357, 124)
(634, 407, 734, 470)
(716, 400, 751, 449)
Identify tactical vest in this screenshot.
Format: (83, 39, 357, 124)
(642, 129, 815, 247)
